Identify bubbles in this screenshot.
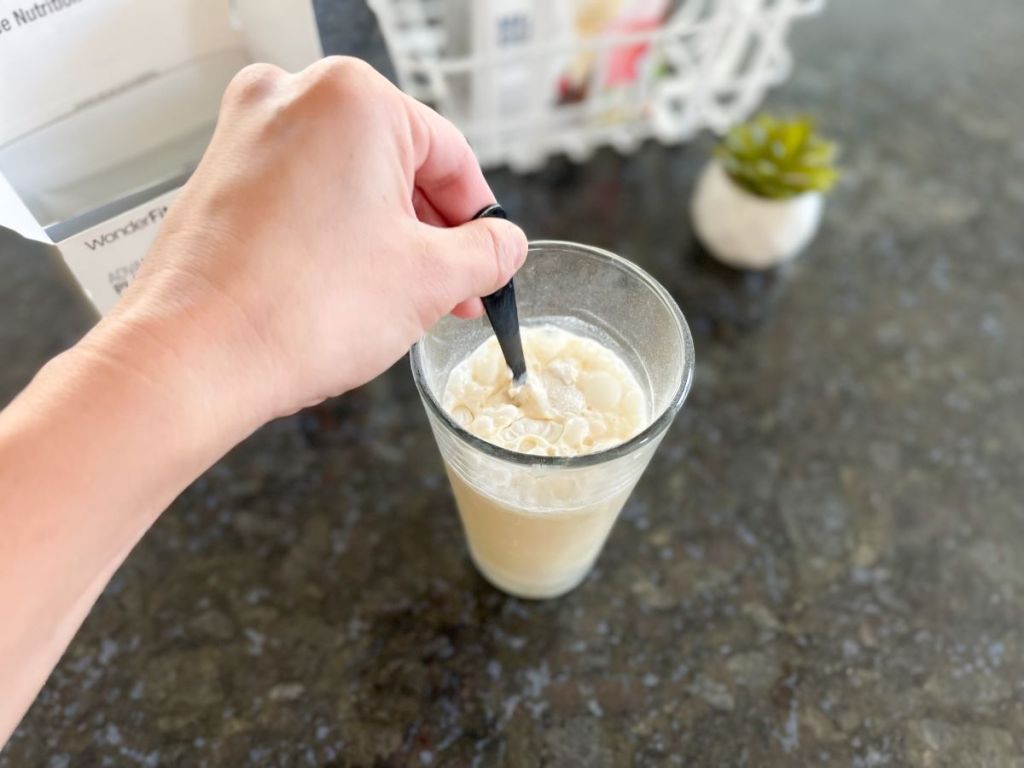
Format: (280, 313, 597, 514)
(580, 371, 622, 411)
(472, 345, 502, 384)
(451, 406, 473, 427)
(548, 358, 579, 385)
(546, 381, 586, 415)
(561, 416, 590, 449)
(443, 324, 648, 457)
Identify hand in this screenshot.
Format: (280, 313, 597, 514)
(0, 58, 527, 742)
(90, 56, 527, 432)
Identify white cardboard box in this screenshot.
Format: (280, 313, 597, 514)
(0, 0, 323, 313)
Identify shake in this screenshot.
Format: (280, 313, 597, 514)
(441, 325, 649, 596)
(412, 240, 694, 599)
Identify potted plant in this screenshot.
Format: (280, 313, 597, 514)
(691, 114, 839, 270)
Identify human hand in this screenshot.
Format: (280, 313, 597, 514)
(88, 56, 527, 434)
(3, 57, 531, 741)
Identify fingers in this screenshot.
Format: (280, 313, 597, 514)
(422, 218, 528, 310)
(403, 96, 495, 226)
(283, 58, 510, 318)
(289, 57, 493, 228)
(404, 93, 510, 321)
(451, 298, 485, 319)
(403, 84, 511, 319)
(412, 187, 448, 227)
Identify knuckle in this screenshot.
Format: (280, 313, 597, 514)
(321, 55, 375, 80)
(225, 63, 284, 106)
(304, 55, 379, 101)
(226, 57, 386, 140)
(288, 56, 396, 129)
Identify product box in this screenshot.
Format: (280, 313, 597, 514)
(0, 0, 323, 313)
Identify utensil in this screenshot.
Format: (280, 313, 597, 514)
(473, 204, 528, 384)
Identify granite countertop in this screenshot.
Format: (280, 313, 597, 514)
(3, 0, 1023, 765)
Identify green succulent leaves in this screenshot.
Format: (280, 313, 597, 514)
(715, 114, 839, 200)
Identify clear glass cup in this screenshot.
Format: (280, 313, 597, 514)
(411, 240, 694, 599)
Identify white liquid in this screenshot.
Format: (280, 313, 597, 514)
(441, 325, 651, 598)
(443, 325, 647, 456)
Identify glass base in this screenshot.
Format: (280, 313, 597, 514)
(468, 547, 593, 600)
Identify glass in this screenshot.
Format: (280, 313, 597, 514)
(411, 240, 694, 599)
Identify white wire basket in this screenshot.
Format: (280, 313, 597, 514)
(368, 0, 825, 171)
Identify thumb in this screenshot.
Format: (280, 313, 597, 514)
(424, 217, 528, 312)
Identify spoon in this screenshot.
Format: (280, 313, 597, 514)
(472, 203, 528, 385)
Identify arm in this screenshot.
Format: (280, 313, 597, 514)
(0, 56, 527, 744)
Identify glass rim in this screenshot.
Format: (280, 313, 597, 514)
(411, 239, 695, 468)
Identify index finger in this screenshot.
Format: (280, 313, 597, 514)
(402, 95, 494, 226)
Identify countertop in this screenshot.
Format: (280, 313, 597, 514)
(3, 0, 1023, 765)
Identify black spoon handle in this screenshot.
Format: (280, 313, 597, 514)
(473, 204, 527, 383)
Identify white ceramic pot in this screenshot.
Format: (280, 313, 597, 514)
(691, 159, 824, 270)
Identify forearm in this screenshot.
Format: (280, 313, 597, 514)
(0, 54, 524, 748)
(0, 321, 252, 743)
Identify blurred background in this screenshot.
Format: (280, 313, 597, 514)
(2, 0, 1023, 766)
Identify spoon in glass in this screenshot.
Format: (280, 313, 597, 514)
(472, 203, 528, 385)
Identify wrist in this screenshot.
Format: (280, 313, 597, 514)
(0, 296, 263, 736)
(71, 303, 271, 457)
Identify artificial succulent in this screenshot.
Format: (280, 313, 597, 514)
(715, 114, 839, 200)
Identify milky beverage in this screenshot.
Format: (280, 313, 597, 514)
(442, 324, 650, 598)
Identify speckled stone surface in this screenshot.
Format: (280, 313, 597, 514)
(3, 0, 1024, 765)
